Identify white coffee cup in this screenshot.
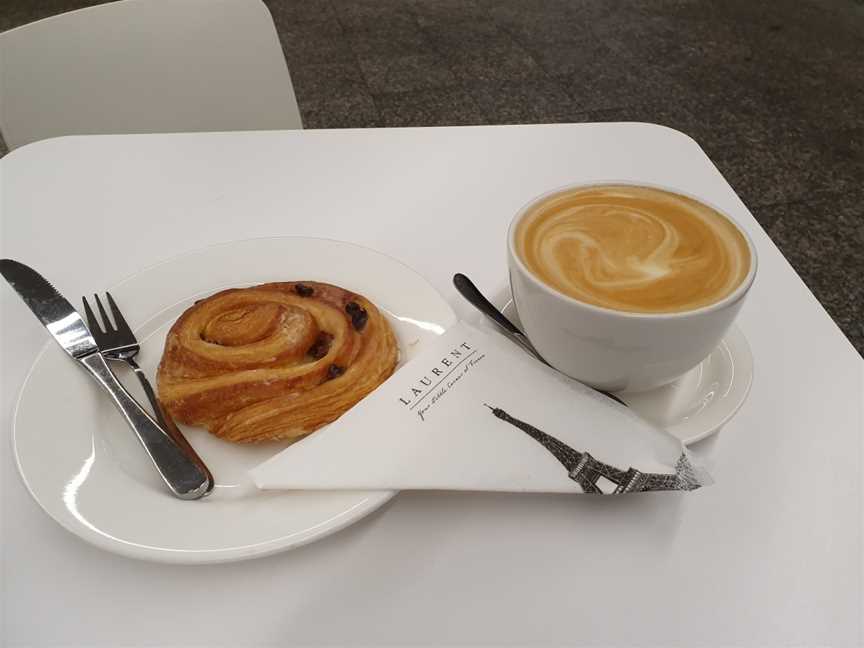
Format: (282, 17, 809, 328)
(507, 182, 758, 392)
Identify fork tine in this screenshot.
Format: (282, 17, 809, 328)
(105, 292, 134, 337)
(81, 296, 103, 334)
(94, 293, 113, 332)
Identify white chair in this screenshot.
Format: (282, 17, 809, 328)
(0, 0, 302, 150)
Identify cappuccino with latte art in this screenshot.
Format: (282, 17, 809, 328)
(514, 185, 751, 314)
(507, 182, 757, 390)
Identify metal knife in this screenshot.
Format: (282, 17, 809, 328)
(1, 259, 212, 500)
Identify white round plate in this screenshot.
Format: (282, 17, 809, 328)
(13, 238, 456, 564)
(500, 297, 753, 446)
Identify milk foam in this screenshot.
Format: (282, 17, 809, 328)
(515, 186, 751, 313)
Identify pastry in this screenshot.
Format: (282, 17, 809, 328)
(156, 281, 398, 443)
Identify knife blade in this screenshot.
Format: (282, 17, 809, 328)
(1, 259, 212, 500)
(0, 259, 98, 358)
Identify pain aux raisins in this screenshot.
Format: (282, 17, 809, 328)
(327, 364, 345, 380)
(345, 301, 368, 331)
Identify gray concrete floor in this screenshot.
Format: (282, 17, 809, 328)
(2, 0, 862, 355)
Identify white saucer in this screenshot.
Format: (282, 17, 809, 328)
(499, 296, 753, 445)
(12, 238, 456, 564)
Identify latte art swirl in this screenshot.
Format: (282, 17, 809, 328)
(515, 185, 751, 313)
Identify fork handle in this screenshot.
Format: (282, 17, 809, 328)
(79, 352, 213, 500)
(125, 357, 214, 489)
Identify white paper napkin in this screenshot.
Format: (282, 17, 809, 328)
(250, 321, 710, 494)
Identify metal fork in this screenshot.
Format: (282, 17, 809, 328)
(82, 292, 214, 497)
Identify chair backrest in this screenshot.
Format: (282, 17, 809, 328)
(0, 0, 302, 150)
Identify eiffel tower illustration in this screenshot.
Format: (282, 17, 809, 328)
(486, 405, 701, 494)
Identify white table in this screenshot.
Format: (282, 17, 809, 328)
(2, 124, 861, 647)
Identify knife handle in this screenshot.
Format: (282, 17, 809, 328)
(79, 352, 213, 500)
(124, 357, 214, 492)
